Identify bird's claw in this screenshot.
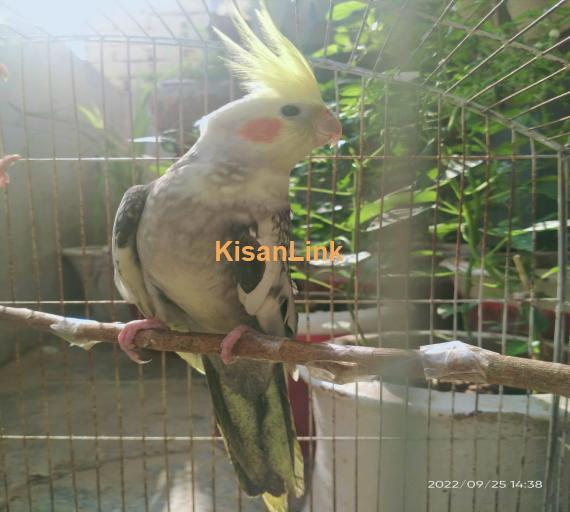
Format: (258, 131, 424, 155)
(220, 325, 250, 364)
(117, 318, 164, 364)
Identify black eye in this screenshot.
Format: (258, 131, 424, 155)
(280, 104, 301, 117)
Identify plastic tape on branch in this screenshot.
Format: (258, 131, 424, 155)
(419, 340, 492, 383)
(50, 318, 105, 351)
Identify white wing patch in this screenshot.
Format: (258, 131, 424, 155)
(235, 215, 297, 338)
(114, 246, 154, 317)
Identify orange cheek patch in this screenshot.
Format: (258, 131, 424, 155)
(237, 117, 282, 143)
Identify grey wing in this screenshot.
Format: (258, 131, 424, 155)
(231, 210, 297, 338)
(112, 184, 154, 318)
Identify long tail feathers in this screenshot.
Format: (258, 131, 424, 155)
(262, 492, 288, 512)
(177, 351, 205, 374)
(200, 357, 303, 509)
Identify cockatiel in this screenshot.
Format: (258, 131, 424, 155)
(112, 5, 341, 511)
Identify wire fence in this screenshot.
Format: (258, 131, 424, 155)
(0, 0, 568, 511)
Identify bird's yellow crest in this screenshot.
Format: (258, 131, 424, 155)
(214, 5, 322, 102)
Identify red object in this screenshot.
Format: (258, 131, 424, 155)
(237, 117, 282, 143)
(287, 376, 312, 459)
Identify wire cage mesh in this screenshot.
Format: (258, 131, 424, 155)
(0, 0, 568, 511)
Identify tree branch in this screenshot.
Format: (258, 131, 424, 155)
(1, 305, 570, 397)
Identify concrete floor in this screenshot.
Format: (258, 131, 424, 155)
(0, 334, 265, 512)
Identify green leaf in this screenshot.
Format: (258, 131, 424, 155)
(412, 249, 445, 257)
(79, 105, 104, 130)
(340, 84, 362, 97)
(506, 340, 530, 356)
(520, 220, 570, 233)
(428, 222, 460, 238)
(426, 167, 439, 181)
(332, 1, 367, 21)
(345, 188, 437, 229)
(511, 233, 532, 252)
(365, 206, 432, 231)
(334, 32, 352, 47)
(412, 189, 438, 204)
(290, 186, 354, 196)
(539, 266, 559, 279)
(313, 44, 339, 57)
(348, 201, 384, 227)
(290, 270, 333, 290)
(436, 304, 455, 319)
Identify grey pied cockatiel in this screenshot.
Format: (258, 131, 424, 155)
(112, 5, 341, 511)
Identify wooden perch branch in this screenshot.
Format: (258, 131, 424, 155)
(1, 305, 570, 397)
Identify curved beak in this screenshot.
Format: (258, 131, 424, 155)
(315, 108, 342, 147)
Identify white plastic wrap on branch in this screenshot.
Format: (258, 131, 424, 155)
(50, 318, 105, 351)
(2, 306, 570, 396)
(419, 340, 492, 383)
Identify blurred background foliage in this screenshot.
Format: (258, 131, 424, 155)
(286, 0, 568, 352)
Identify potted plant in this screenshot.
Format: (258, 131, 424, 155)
(304, 353, 570, 512)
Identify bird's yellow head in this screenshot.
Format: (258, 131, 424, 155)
(198, 5, 341, 170)
(213, 5, 323, 102)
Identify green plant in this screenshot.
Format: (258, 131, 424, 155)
(288, 0, 567, 352)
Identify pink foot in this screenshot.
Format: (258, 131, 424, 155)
(118, 318, 164, 364)
(220, 325, 250, 364)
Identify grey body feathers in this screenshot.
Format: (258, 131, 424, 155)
(112, 154, 302, 500)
